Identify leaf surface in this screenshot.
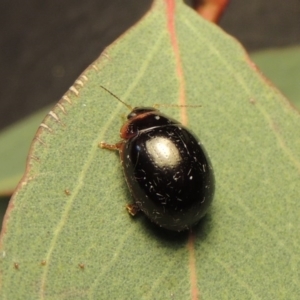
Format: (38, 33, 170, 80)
(0, 1, 299, 299)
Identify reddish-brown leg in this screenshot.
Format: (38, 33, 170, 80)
(126, 203, 140, 216)
(99, 141, 123, 151)
(100, 140, 139, 216)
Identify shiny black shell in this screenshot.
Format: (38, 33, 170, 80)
(119, 107, 215, 231)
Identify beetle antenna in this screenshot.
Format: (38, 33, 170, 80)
(100, 85, 133, 111)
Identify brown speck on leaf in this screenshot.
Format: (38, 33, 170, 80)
(79, 263, 85, 269)
(41, 260, 47, 266)
(14, 262, 19, 270)
(64, 189, 71, 195)
(30, 155, 40, 162)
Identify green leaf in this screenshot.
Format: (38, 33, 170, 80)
(1, 1, 300, 299)
(251, 46, 300, 110)
(0, 107, 52, 195)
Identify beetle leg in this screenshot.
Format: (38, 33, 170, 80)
(126, 203, 140, 216)
(99, 141, 123, 151)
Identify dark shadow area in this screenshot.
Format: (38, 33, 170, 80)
(135, 210, 214, 249)
(0, 197, 10, 231)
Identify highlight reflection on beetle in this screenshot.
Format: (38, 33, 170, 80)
(146, 137, 180, 168)
(100, 87, 215, 231)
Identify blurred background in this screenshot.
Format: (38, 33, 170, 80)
(0, 0, 299, 131)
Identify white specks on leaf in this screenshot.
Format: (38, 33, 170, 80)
(92, 64, 98, 71)
(75, 80, 84, 87)
(81, 75, 88, 82)
(56, 103, 66, 114)
(69, 86, 79, 96)
(62, 95, 72, 104)
(34, 136, 46, 146)
(39, 123, 53, 133)
(48, 111, 60, 122)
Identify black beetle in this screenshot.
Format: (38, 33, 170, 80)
(100, 88, 215, 231)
